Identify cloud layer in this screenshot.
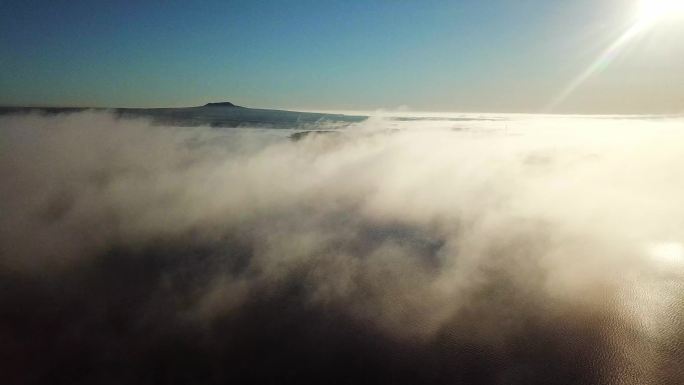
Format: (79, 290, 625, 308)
(2, 112, 684, 384)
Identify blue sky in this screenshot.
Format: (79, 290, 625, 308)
(1, 0, 682, 113)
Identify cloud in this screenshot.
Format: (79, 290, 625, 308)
(1, 111, 684, 384)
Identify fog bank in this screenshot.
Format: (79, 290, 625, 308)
(2, 112, 684, 384)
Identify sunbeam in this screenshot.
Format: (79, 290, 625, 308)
(545, 23, 646, 112)
(546, 0, 683, 112)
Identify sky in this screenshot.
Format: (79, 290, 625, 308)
(1, 0, 683, 113)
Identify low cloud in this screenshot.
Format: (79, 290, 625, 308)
(2, 111, 684, 384)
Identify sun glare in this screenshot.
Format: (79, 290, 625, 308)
(638, 0, 684, 24)
(546, 0, 684, 111)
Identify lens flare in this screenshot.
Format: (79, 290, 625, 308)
(546, 0, 683, 111)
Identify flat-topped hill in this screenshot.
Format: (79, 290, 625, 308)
(0, 104, 367, 128)
(204, 102, 239, 107)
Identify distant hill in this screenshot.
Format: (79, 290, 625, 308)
(0, 103, 367, 129)
(204, 102, 239, 108)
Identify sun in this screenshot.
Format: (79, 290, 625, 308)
(638, 0, 684, 24)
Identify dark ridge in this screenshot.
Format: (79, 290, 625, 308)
(0, 105, 368, 129)
(204, 102, 239, 108)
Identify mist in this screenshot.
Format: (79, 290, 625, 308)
(2, 111, 684, 384)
